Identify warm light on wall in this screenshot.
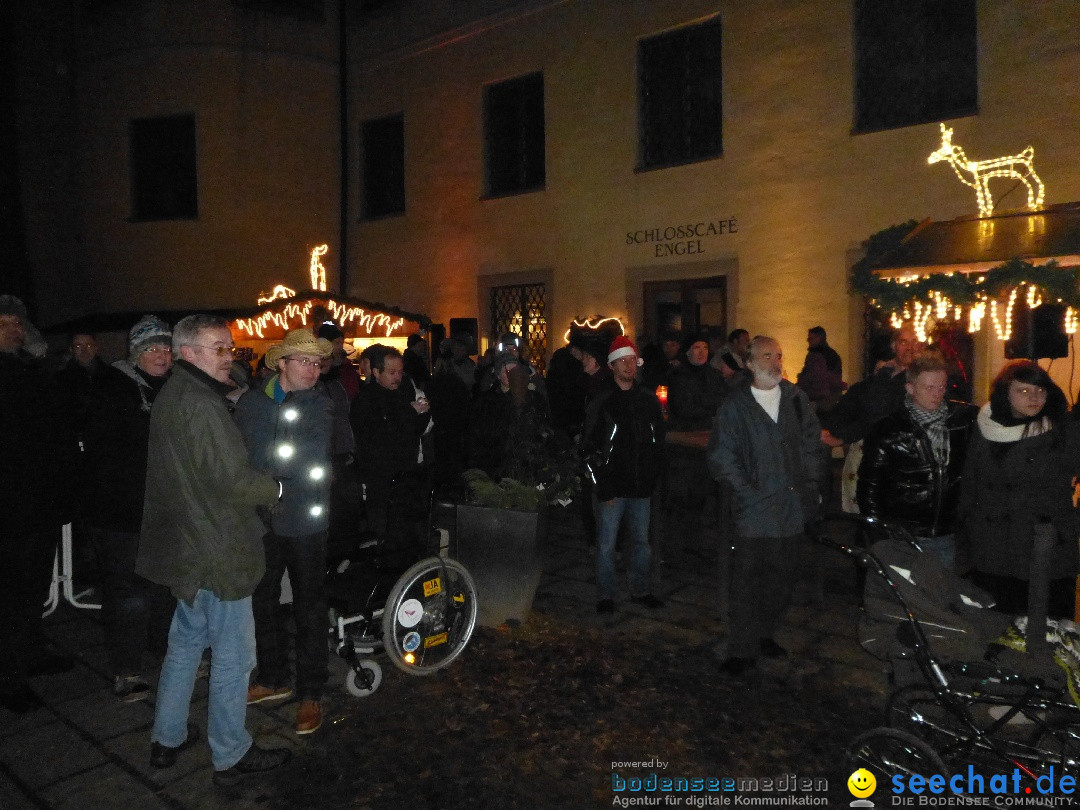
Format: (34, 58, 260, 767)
(1066, 308, 1079, 335)
(928, 124, 1045, 218)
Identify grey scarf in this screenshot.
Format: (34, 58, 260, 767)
(906, 395, 950, 468)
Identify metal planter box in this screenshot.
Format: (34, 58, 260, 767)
(454, 503, 547, 627)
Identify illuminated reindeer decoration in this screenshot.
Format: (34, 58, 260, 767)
(927, 123, 1045, 218)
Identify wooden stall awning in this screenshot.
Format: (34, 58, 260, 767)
(871, 202, 1080, 278)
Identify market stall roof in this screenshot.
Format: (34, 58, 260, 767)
(230, 289, 430, 341)
(43, 291, 430, 339)
(870, 202, 1080, 278)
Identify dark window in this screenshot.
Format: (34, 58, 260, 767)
(483, 72, 545, 197)
(361, 113, 405, 219)
(231, 0, 325, 21)
(129, 115, 198, 221)
(853, 0, 977, 133)
(637, 17, 723, 171)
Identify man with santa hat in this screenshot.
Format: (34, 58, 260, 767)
(580, 336, 666, 614)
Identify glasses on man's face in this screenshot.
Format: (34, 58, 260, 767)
(143, 346, 172, 355)
(191, 344, 236, 357)
(72, 342, 95, 350)
(285, 357, 321, 367)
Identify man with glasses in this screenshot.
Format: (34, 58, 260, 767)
(234, 329, 333, 736)
(136, 314, 291, 786)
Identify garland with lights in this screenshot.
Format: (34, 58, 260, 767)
(850, 222, 1080, 340)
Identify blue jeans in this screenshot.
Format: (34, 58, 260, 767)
(151, 590, 256, 770)
(593, 495, 652, 601)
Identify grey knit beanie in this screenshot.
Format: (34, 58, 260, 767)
(128, 315, 172, 359)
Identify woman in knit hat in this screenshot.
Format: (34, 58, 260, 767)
(80, 314, 177, 701)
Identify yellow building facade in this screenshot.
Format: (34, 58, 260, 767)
(16, 0, 1080, 395)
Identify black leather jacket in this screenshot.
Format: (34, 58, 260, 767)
(856, 401, 978, 537)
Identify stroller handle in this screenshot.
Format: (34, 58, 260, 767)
(809, 511, 922, 556)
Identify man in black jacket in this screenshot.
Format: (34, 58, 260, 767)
(581, 336, 665, 614)
(857, 351, 977, 568)
(350, 345, 432, 554)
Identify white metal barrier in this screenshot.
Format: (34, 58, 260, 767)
(43, 523, 101, 616)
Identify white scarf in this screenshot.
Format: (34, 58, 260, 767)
(976, 402, 1052, 443)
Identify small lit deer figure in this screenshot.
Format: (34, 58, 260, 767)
(309, 244, 329, 291)
(928, 123, 1045, 218)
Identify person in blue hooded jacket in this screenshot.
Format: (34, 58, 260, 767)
(233, 329, 333, 736)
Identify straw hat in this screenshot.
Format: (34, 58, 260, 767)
(265, 329, 333, 367)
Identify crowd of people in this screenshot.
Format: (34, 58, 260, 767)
(4, 289, 1080, 783)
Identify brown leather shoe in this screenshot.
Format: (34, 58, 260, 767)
(295, 699, 322, 735)
(247, 683, 293, 705)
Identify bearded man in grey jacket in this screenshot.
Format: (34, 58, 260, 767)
(707, 336, 822, 676)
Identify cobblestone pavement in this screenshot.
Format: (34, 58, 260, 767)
(1, 508, 888, 809)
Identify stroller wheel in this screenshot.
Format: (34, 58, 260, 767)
(381, 556, 478, 675)
(345, 659, 383, 697)
(847, 726, 948, 781)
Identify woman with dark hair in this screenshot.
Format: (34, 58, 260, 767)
(959, 360, 1080, 617)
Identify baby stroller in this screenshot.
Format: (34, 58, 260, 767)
(813, 512, 1080, 787)
(324, 516, 478, 698)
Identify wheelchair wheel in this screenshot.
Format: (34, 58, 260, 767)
(382, 556, 478, 676)
(847, 726, 948, 782)
(345, 659, 383, 697)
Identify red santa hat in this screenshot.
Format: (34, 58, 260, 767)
(608, 335, 643, 366)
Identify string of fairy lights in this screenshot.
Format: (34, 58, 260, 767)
(874, 265, 1080, 345)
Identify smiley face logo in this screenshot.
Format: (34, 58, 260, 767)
(848, 768, 876, 798)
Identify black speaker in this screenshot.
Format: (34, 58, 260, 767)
(1005, 302, 1068, 360)
(449, 317, 479, 356)
(428, 323, 446, 352)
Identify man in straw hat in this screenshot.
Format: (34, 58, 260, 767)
(234, 329, 333, 736)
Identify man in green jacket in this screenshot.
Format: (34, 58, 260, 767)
(136, 314, 291, 786)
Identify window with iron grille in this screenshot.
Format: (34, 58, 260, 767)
(483, 72, 545, 197)
(637, 17, 723, 171)
(129, 115, 198, 221)
(853, 0, 977, 134)
(490, 283, 547, 372)
(361, 113, 405, 219)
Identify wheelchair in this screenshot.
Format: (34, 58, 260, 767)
(325, 529, 478, 698)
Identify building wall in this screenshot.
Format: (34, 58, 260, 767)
(348, 0, 1080, 392)
(16, 0, 342, 321)
(14, 0, 1080, 398)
